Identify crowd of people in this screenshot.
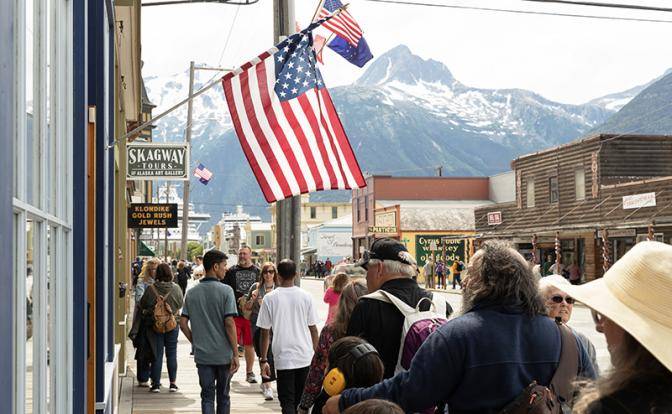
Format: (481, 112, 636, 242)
(128, 238, 672, 414)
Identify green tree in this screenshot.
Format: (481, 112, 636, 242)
(187, 242, 204, 261)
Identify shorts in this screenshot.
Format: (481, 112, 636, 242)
(234, 316, 253, 346)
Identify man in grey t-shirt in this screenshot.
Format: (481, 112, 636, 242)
(180, 250, 239, 414)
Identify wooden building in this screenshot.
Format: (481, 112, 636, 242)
(475, 134, 672, 282)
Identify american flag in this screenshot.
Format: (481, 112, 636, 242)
(318, 0, 362, 47)
(194, 163, 213, 185)
(221, 20, 366, 203)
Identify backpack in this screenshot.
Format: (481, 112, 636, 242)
(498, 322, 579, 414)
(364, 290, 448, 374)
(149, 284, 177, 334)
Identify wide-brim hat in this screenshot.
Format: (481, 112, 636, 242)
(548, 241, 672, 372)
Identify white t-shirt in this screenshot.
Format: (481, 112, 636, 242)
(256, 286, 319, 370)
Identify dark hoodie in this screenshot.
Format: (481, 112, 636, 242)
(346, 278, 452, 379)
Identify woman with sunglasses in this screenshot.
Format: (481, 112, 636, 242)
(546, 242, 672, 413)
(245, 262, 278, 401)
(539, 275, 599, 375)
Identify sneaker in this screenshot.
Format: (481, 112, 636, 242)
(169, 384, 179, 393)
(138, 381, 149, 388)
(260, 383, 265, 393)
(150, 385, 160, 393)
(263, 386, 274, 401)
(246, 372, 257, 384)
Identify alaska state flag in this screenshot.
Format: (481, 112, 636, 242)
(328, 36, 373, 68)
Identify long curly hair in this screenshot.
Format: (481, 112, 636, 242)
(462, 239, 545, 316)
(331, 279, 367, 339)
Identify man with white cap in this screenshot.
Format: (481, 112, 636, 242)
(547, 241, 672, 413)
(539, 275, 599, 374)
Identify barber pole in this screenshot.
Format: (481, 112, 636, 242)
(532, 234, 538, 265)
(555, 232, 561, 272)
(602, 229, 611, 273)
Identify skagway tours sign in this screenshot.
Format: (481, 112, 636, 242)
(128, 204, 178, 228)
(127, 143, 189, 180)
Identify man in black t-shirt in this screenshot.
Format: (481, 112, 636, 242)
(223, 246, 260, 383)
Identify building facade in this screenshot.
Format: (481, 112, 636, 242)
(475, 134, 672, 282)
(3, 0, 146, 412)
(306, 214, 353, 264)
(244, 222, 274, 263)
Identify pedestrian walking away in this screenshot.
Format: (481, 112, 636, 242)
(180, 249, 240, 414)
(139, 262, 184, 392)
(223, 246, 260, 384)
(244, 261, 278, 401)
(324, 272, 349, 326)
(549, 241, 672, 414)
(346, 238, 453, 380)
(129, 257, 159, 387)
(325, 239, 596, 414)
(176, 259, 190, 296)
(257, 259, 319, 414)
(451, 259, 463, 289)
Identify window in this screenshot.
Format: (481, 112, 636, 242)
(356, 198, 361, 222)
(575, 168, 586, 200)
(549, 177, 559, 203)
(332, 206, 338, 219)
(526, 179, 535, 208)
(256, 235, 265, 245)
(364, 197, 369, 221)
(310, 206, 317, 219)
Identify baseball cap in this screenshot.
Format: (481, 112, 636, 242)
(356, 238, 416, 269)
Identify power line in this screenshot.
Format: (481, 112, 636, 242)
(359, 0, 672, 23)
(523, 0, 672, 13)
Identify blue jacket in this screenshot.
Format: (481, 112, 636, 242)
(340, 301, 597, 413)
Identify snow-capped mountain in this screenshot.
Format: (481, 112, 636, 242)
(588, 68, 672, 112)
(143, 45, 657, 222)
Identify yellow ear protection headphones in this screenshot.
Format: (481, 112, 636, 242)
(322, 343, 378, 396)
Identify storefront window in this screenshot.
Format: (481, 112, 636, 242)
(25, 220, 35, 414)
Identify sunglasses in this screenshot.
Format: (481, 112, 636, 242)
(263, 270, 275, 274)
(549, 295, 575, 305)
(591, 310, 603, 324)
(359, 250, 380, 270)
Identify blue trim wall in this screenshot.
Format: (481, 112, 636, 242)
(72, 0, 88, 412)
(88, 0, 111, 406)
(106, 0, 116, 361)
(0, 0, 15, 409)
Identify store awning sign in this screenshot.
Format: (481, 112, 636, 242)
(368, 226, 398, 234)
(487, 211, 502, 225)
(623, 192, 656, 210)
(127, 142, 189, 180)
(128, 203, 178, 228)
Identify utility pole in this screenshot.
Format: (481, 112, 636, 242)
(164, 182, 170, 259)
(180, 61, 196, 260)
(436, 165, 443, 177)
(273, 0, 301, 281)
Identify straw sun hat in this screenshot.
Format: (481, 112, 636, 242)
(548, 240, 672, 372)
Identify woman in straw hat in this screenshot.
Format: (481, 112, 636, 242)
(547, 241, 672, 413)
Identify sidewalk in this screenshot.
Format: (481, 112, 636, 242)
(124, 332, 281, 413)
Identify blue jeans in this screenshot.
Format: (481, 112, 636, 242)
(150, 327, 179, 386)
(197, 364, 232, 414)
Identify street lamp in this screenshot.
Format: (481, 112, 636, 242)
(142, 0, 259, 6)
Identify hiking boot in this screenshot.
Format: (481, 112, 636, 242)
(246, 372, 257, 384)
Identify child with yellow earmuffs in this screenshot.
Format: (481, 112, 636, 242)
(311, 336, 385, 414)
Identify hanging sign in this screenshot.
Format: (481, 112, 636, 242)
(623, 192, 656, 210)
(127, 203, 178, 228)
(127, 142, 189, 180)
(487, 211, 502, 225)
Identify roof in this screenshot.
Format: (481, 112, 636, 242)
(311, 214, 352, 230)
(399, 204, 478, 231)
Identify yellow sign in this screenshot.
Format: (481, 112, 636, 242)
(368, 226, 398, 234)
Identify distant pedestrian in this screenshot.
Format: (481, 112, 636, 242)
(223, 246, 260, 384)
(435, 260, 445, 289)
(451, 260, 464, 289)
(422, 257, 434, 289)
(140, 263, 184, 392)
(192, 255, 205, 280)
(325, 258, 333, 275)
(176, 260, 190, 296)
(244, 262, 278, 401)
(180, 249, 239, 414)
(324, 273, 349, 325)
(258, 259, 319, 414)
(299, 280, 368, 414)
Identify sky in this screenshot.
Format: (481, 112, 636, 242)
(141, 0, 672, 105)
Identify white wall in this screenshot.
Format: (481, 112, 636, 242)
(489, 171, 516, 203)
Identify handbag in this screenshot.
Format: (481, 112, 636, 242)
(238, 295, 253, 320)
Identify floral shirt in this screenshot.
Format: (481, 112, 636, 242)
(299, 324, 336, 410)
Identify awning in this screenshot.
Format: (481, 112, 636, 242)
(301, 247, 317, 256)
(138, 241, 155, 257)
